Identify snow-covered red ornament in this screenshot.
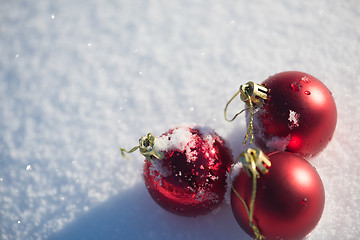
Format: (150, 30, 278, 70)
(230, 148, 325, 240)
(122, 125, 233, 217)
(225, 71, 337, 157)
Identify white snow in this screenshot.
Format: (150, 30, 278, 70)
(288, 109, 300, 129)
(0, 1, 359, 240)
(225, 162, 243, 205)
(265, 135, 292, 152)
(155, 124, 196, 153)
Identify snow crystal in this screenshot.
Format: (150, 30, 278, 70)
(301, 76, 311, 83)
(288, 110, 300, 129)
(155, 125, 196, 153)
(195, 125, 216, 138)
(265, 135, 292, 152)
(154, 124, 218, 164)
(149, 159, 171, 178)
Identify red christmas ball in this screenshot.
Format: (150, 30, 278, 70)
(143, 125, 233, 217)
(252, 71, 337, 157)
(231, 151, 325, 240)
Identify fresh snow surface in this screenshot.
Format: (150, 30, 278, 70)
(0, 1, 359, 240)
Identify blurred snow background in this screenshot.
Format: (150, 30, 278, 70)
(0, 0, 359, 239)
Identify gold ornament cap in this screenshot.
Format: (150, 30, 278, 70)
(240, 82, 268, 107)
(120, 133, 164, 163)
(240, 147, 271, 178)
(138, 133, 164, 162)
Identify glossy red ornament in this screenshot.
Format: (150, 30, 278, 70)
(253, 71, 337, 157)
(231, 151, 325, 240)
(143, 125, 233, 217)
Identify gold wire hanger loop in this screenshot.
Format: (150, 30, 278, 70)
(224, 82, 268, 145)
(230, 147, 271, 240)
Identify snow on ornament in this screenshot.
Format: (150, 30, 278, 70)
(121, 124, 233, 217)
(224, 71, 337, 157)
(230, 148, 325, 240)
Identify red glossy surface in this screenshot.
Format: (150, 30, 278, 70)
(253, 71, 337, 157)
(143, 126, 233, 217)
(231, 151, 325, 240)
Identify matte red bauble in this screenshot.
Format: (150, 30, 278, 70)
(231, 151, 325, 240)
(141, 125, 232, 217)
(252, 71, 337, 156)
